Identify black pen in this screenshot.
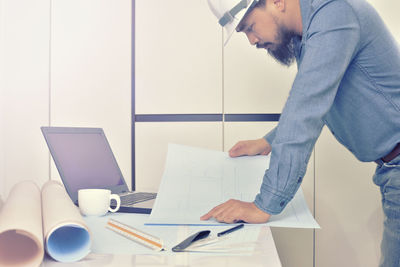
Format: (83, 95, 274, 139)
(217, 223, 244, 237)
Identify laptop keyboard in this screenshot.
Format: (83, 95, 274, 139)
(120, 192, 157, 205)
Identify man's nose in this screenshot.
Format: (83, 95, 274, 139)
(246, 32, 259, 46)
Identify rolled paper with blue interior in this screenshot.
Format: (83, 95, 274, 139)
(0, 181, 44, 267)
(41, 181, 91, 262)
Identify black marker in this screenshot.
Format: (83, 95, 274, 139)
(217, 223, 244, 237)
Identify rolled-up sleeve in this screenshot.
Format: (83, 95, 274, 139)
(255, 0, 361, 214)
(264, 127, 277, 145)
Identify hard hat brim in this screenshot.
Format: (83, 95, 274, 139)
(222, 0, 255, 46)
(223, 17, 240, 46)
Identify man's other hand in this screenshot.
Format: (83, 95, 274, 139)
(229, 138, 271, 157)
(200, 199, 271, 224)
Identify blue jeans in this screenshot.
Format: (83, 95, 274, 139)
(373, 154, 400, 267)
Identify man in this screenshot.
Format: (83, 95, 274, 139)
(202, 0, 400, 265)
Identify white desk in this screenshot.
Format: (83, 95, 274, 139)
(42, 222, 281, 267)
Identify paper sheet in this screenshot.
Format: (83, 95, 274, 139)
(147, 144, 319, 228)
(0, 180, 91, 266)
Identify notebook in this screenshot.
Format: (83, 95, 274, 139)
(41, 126, 156, 214)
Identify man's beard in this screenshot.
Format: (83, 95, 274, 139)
(257, 21, 296, 66)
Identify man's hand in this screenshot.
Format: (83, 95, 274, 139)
(229, 138, 271, 157)
(201, 138, 272, 223)
(200, 199, 271, 224)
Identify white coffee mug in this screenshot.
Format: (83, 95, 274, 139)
(78, 189, 121, 216)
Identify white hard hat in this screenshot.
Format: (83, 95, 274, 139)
(207, 0, 258, 45)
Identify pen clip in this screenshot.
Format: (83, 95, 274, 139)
(172, 230, 211, 252)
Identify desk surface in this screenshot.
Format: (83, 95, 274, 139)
(42, 225, 281, 267)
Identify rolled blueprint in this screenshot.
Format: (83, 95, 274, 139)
(41, 180, 91, 262)
(0, 180, 91, 266)
(0, 181, 44, 267)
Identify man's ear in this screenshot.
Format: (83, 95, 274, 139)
(272, 0, 286, 12)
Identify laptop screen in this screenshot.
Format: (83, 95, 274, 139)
(41, 127, 127, 202)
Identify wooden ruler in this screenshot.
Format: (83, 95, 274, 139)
(106, 218, 164, 251)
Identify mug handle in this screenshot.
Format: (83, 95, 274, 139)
(109, 194, 121, 213)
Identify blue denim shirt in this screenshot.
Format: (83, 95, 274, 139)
(254, 0, 400, 215)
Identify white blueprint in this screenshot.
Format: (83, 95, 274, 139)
(147, 144, 319, 228)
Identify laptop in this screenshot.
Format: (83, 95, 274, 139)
(41, 126, 156, 214)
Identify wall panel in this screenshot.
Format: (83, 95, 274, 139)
(135, 122, 223, 192)
(1, 0, 50, 197)
(0, 0, 5, 199)
(135, 0, 222, 114)
(51, 0, 132, 187)
(315, 128, 381, 267)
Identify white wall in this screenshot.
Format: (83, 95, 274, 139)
(0, 0, 4, 199)
(135, 0, 222, 115)
(1, 0, 50, 197)
(0, 0, 131, 199)
(50, 0, 131, 187)
(0, 0, 399, 266)
(315, 129, 381, 267)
